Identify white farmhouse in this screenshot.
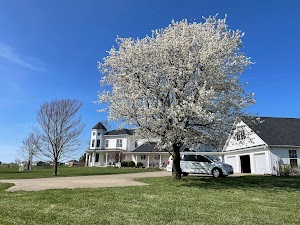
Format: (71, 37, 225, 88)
(85, 122, 171, 167)
(223, 117, 300, 175)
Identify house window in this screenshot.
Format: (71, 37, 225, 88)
(96, 140, 100, 148)
(289, 150, 298, 167)
(235, 130, 246, 141)
(134, 141, 138, 148)
(95, 153, 99, 162)
(154, 155, 160, 160)
(141, 155, 146, 160)
(92, 132, 96, 136)
(116, 139, 122, 147)
(105, 140, 109, 148)
(97, 132, 100, 136)
(91, 140, 95, 147)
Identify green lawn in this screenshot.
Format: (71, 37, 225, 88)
(0, 175, 299, 224)
(0, 166, 160, 179)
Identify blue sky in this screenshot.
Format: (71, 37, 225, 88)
(0, 0, 300, 163)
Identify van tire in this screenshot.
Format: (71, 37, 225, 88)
(182, 172, 189, 176)
(212, 168, 223, 178)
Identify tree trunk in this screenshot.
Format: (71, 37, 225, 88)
(53, 158, 58, 175)
(172, 143, 182, 180)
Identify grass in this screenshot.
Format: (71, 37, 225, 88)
(0, 166, 160, 179)
(0, 175, 299, 224)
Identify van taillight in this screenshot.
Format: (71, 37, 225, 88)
(167, 160, 170, 165)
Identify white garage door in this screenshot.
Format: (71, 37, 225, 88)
(226, 156, 237, 173)
(254, 153, 267, 174)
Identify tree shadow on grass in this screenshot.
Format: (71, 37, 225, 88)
(179, 175, 300, 191)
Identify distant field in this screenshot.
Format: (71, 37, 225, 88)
(0, 175, 299, 224)
(0, 166, 160, 179)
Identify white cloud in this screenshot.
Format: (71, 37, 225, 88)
(0, 42, 44, 71)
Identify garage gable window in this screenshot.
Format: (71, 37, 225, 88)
(235, 130, 246, 141)
(289, 150, 298, 167)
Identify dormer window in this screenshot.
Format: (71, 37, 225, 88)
(235, 130, 246, 141)
(116, 139, 122, 147)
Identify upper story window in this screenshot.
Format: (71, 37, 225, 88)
(116, 139, 122, 148)
(235, 130, 246, 141)
(92, 132, 96, 136)
(91, 139, 95, 147)
(96, 140, 100, 148)
(97, 132, 100, 136)
(289, 150, 298, 167)
(105, 140, 109, 148)
(134, 141, 138, 148)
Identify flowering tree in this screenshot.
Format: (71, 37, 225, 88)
(98, 16, 254, 179)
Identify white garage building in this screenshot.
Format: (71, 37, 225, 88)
(223, 117, 300, 175)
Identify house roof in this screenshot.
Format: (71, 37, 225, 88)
(132, 142, 168, 153)
(242, 116, 300, 146)
(105, 129, 134, 135)
(92, 122, 107, 130)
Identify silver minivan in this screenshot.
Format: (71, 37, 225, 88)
(166, 154, 233, 178)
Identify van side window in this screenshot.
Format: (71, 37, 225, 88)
(197, 155, 211, 163)
(183, 155, 197, 161)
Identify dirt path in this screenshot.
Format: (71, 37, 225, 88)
(0, 171, 170, 192)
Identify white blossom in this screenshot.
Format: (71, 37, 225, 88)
(97, 16, 254, 151)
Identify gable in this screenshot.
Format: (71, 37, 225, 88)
(224, 120, 267, 151)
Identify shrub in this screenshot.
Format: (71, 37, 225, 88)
(137, 162, 143, 168)
(279, 164, 300, 177)
(121, 161, 128, 167)
(127, 161, 136, 167)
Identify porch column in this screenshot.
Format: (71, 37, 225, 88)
(147, 155, 150, 168)
(159, 154, 162, 167)
(118, 151, 121, 167)
(105, 153, 108, 167)
(88, 154, 91, 167)
(92, 152, 95, 167)
(136, 155, 138, 164)
(85, 153, 88, 167)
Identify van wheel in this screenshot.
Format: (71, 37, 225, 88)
(182, 172, 189, 176)
(212, 168, 223, 178)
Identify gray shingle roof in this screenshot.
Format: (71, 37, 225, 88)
(132, 142, 168, 152)
(105, 129, 134, 135)
(92, 122, 107, 130)
(243, 116, 300, 146)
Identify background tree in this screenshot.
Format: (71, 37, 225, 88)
(34, 99, 85, 175)
(18, 133, 39, 170)
(98, 16, 254, 179)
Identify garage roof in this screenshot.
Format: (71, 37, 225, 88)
(243, 116, 300, 146)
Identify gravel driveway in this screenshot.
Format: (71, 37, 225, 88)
(0, 171, 170, 192)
